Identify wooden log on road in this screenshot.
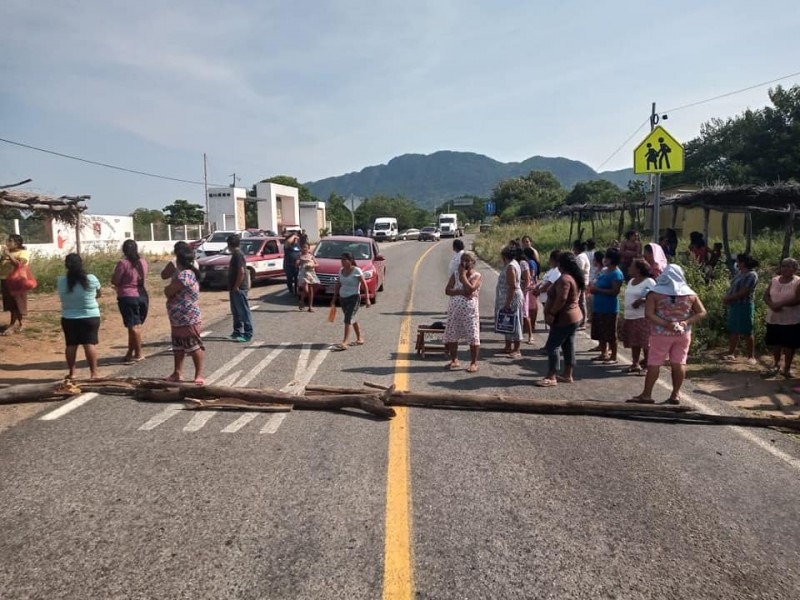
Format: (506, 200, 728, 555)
(0, 380, 78, 404)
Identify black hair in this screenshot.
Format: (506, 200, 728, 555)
(573, 239, 587, 253)
(605, 248, 621, 266)
(7, 234, 25, 249)
(64, 252, 89, 291)
(737, 253, 760, 270)
(523, 246, 539, 272)
(500, 246, 516, 261)
(631, 258, 652, 278)
(453, 239, 464, 252)
(558, 252, 586, 291)
(227, 234, 241, 248)
(585, 238, 596, 251)
(175, 248, 199, 277)
(624, 230, 638, 240)
(122, 239, 144, 285)
(593, 250, 605, 264)
(173, 240, 189, 254)
(549, 249, 561, 263)
(513, 246, 525, 262)
(340, 252, 355, 263)
(689, 231, 706, 247)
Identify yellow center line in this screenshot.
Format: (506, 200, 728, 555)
(383, 242, 439, 600)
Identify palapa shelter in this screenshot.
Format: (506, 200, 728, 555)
(561, 182, 800, 261)
(0, 188, 90, 253)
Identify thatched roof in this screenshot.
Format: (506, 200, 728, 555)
(0, 190, 89, 226)
(559, 182, 800, 216)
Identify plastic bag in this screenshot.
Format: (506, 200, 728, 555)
(5, 263, 37, 293)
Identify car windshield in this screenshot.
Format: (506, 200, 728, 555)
(374, 223, 390, 230)
(439, 218, 455, 224)
(208, 232, 233, 242)
(315, 240, 372, 260)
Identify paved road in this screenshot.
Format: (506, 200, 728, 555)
(2, 236, 800, 599)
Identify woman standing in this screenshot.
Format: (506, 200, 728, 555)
(331, 252, 370, 350)
(587, 248, 624, 363)
(56, 253, 101, 379)
(620, 230, 641, 277)
(111, 239, 149, 364)
(621, 259, 656, 374)
(763, 257, 800, 379)
(164, 248, 205, 384)
(443, 252, 482, 373)
(283, 230, 301, 296)
(536, 252, 584, 387)
(296, 242, 321, 311)
(630, 265, 707, 404)
(494, 245, 524, 359)
(643, 242, 668, 279)
(0, 234, 31, 335)
(515, 246, 533, 345)
(522, 246, 539, 343)
(721, 254, 759, 365)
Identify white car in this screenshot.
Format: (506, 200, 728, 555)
(195, 230, 255, 258)
(399, 228, 420, 240)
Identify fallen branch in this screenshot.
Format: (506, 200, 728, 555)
(0, 380, 79, 404)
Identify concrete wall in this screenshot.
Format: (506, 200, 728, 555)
(207, 187, 247, 231)
(255, 182, 299, 233)
(298, 202, 328, 243)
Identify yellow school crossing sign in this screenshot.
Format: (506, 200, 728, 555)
(634, 125, 684, 174)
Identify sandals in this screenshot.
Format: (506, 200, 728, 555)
(535, 378, 558, 387)
(331, 343, 348, 351)
(555, 375, 573, 383)
(466, 364, 479, 373)
(626, 396, 655, 404)
(720, 354, 737, 362)
(446, 362, 462, 371)
(349, 339, 365, 346)
(164, 373, 182, 382)
(603, 358, 619, 365)
(590, 355, 610, 362)
(664, 396, 681, 405)
(194, 377, 205, 385)
(625, 365, 642, 375)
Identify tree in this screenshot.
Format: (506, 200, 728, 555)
(490, 170, 565, 221)
(163, 200, 205, 225)
(130, 208, 165, 226)
(667, 84, 800, 186)
(325, 193, 354, 234)
(564, 180, 622, 205)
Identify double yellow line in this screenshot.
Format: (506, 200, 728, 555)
(383, 242, 439, 599)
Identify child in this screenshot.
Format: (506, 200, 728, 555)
(296, 242, 320, 311)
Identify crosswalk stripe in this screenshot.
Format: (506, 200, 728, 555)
(183, 411, 217, 432)
(39, 393, 97, 421)
(138, 403, 184, 431)
(260, 413, 287, 434)
(238, 343, 289, 387)
(221, 413, 258, 433)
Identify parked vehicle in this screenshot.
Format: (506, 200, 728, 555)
(437, 213, 463, 238)
(198, 237, 284, 288)
(419, 226, 441, 242)
(372, 217, 398, 242)
(399, 228, 420, 240)
(194, 230, 257, 258)
(313, 235, 386, 302)
(479, 222, 493, 233)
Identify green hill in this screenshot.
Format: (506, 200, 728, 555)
(305, 151, 639, 207)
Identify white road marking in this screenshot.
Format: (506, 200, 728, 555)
(183, 411, 218, 432)
(138, 403, 184, 431)
(205, 344, 262, 384)
(280, 343, 330, 396)
(215, 370, 243, 388)
(39, 393, 97, 421)
(260, 413, 287, 434)
(221, 413, 258, 433)
(237, 343, 289, 387)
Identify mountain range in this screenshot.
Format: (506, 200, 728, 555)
(304, 151, 640, 208)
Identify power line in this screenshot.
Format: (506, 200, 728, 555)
(596, 69, 800, 170)
(0, 136, 227, 187)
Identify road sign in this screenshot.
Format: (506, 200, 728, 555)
(484, 201, 496, 215)
(453, 197, 474, 206)
(634, 125, 684, 174)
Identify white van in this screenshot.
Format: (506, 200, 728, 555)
(372, 217, 398, 242)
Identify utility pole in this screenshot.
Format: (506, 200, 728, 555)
(203, 153, 209, 234)
(650, 102, 662, 237)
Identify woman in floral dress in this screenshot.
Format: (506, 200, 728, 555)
(164, 248, 205, 384)
(443, 252, 482, 372)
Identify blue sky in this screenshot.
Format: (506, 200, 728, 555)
(1, 0, 799, 215)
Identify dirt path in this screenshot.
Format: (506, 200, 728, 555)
(0, 274, 233, 432)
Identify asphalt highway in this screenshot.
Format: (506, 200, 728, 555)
(2, 236, 800, 599)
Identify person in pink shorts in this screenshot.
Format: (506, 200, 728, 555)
(628, 265, 707, 405)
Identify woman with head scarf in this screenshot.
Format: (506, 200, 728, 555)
(629, 265, 707, 404)
(643, 242, 668, 279)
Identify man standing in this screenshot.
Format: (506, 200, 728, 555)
(283, 230, 301, 296)
(227, 234, 252, 343)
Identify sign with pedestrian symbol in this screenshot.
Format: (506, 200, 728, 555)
(633, 125, 684, 174)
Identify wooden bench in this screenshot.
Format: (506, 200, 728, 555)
(415, 326, 446, 357)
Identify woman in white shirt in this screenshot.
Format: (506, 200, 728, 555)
(621, 259, 656, 374)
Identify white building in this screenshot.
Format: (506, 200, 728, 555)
(206, 186, 248, 231)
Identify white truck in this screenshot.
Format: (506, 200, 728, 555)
(437, 213, 463, 238)
(372, 217, 399, 242)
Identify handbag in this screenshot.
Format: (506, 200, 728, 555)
(495, 307, 517, 334)
(5, 263, 37, 293)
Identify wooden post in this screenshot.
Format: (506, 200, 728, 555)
(75, 215, 81, 255)
(703, 207, 710, 244)
(744, 211, 753, 255)
(576, 210, 583, 242)
(721, 210, 734, 277)
(590, 211, 596, 240)
(568, 212, 575, 245)
(671, 204, 678, 229)
(782, 204, 796, 261)
(617, 206, 625, 240)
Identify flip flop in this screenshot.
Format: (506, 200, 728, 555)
(349, 340, 365, 346)
(664, 397, 681, 405)
(603, 358, 619, 365)
(535, 378, 557, 387)
(626, 396, 655, 404)
(164, 373, 182, 382)
(194, 377, 205, 385)
(331, 344, 348, 351)
(555, 375, 573, 383)
(590, 355, 609, 362)
(447, 363, 462, 371)
(466, 364, 478, 373)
